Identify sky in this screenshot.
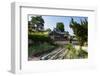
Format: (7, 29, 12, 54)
(28, 15, 88, 35)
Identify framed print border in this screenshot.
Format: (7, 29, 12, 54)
(11, 2, 97, 74)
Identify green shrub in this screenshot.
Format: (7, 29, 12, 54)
(77, 49, 88, 58)
(66, 43, 73, 50)
(65, 43, 78, 59)
(28, 43, 57, 57)
(65, 43, 88, 59)
(28, 34, 53, 44)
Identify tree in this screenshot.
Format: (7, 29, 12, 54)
(69, 36, 73, 43)
(29, 16, 44, 31)
(56, 22, 65, 32)
(28, 21, 32, 33)
(70, 18, 88, 49)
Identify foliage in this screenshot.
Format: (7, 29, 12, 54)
(65, 43, 77, 59)
(56, 22, 65, 32)
(29, 31, 49, 36)
(77, 49, 88, 58)
(70, 18, 88, 47)
(65, 43, 88, 59)
(28, 43, 57, 57)
(28, 16, 44, 32)
(28, 33, 53, 44)
(66, 43, 73, 50)
(31, 16, 44, 25)
(69, 36, 73, 43)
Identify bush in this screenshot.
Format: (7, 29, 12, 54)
(28, 43, 57, 57)
(65, 43, 88, 59)
(77, 49, 88, 58)
(65, 43, 78, 59)
(66, 43, 73, 50)
(28, 33, 53, 44)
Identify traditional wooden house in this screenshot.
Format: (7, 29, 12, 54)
(49, 28, 69, 41)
